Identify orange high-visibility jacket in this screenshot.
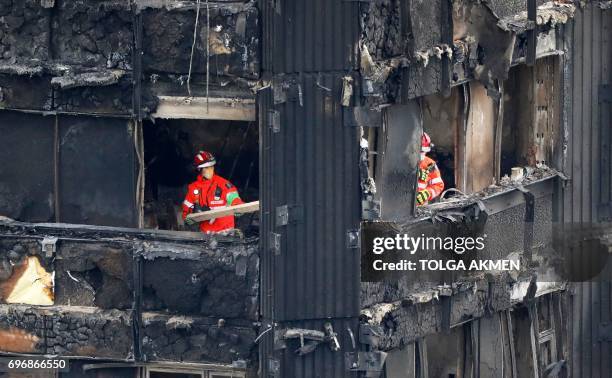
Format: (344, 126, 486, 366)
(417, 156, 444, 204)
(182, 174, 244, 233)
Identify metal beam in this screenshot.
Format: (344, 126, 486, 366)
(153, 96, 256, 121)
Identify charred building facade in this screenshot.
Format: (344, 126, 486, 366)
(0, 0, 610, 377)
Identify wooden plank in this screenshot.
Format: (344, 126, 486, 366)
(465, 82, 496, 193)
(186, 201, 259, 222)
(153, 96, 256, 121)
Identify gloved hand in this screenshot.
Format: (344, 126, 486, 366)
(185, 217, 197, 226)
(417, 168, 428, 181)
(418, 163, 435, 181)
(416, 190, 431, 205)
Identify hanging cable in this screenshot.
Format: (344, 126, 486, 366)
(187, 0, 201, 96)
(206, 0, 210, 112)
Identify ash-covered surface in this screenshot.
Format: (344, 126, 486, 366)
(0, 305, 133, 359)
(141, 241, 259, 320)
(407, 0, 443, 53)
(360, 0, 404, 61)
(361, 275, 561, 350)
(0, 0, 131, 68)
(142, 312, 256, 364)
(0, 74, 53, 110)
(415, 167, 558, 217)
(487, 0, 528, 19)
(54, 1, 132, 69)
(0, 220, 259, 366)
(54, 78, 134, 114)
(0, 1, 259, 115)
(402, 59, 445, 99)
(0, 0, 51, 61)
(0, 219, 259, 317)
(497, 1, 576, 33)
(142, 3, 259, 78)
(55, 242, 133, 310)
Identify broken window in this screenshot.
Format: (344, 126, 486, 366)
(384, 343, 417, 378)
(421, 86, 465, 192)
(142, 117, 259, 234)
(511, 293, 565, 377)
(501, 56, 561, 178)
(423, 327, 464, 377)
(368, 57, 562, 218)
(419, 81, 496, 200)
(0, 112, 138, 227)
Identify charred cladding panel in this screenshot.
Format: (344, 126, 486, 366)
(0, 304, 133, 359)
(53, 1, 133, 68)
(565, 4, 612, 378)
(142, 3, 259, 78)
(0, 112, 55, 222)
(378, 103, 421, 221)
(259, 73, 361, 321)
(259, 0, 359, 73)
(58, 116, 137, 227)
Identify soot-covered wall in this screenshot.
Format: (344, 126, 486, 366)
(0, 220, 259, 365)
(0, 111, 138, 227)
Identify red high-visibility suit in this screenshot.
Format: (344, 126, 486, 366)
(182, 174, 244, 233)
(417, 156, 444, 205)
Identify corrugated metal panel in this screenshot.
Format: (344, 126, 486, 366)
(260, 73, 361, 321)
(259, 0, 360, 73)
(278, 318, 359, 378)
(564, 3, 611, 224)
(259, 73, 361, 376)
(259, 1, 362, 376)
(562, 3, 612, 378)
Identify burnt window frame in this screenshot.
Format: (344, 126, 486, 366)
(413, 56, 561, 218)
(137, 95, 259, 233)
(143, 364, 246, 378)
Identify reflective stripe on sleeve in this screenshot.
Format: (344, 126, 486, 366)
(183, 200, 194, 208)
(418, 182, 427, 189)
(429, 177, 443, 184)
(226, 191, 240, 205)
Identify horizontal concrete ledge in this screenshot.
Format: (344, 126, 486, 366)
(153, 96, 256, 121)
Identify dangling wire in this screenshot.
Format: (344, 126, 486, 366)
(187, 0, 201, 96)
(205, 0, 210, 112)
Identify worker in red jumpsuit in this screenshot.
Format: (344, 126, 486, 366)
(182, 151, 244, 233)
(416, 132, 445, 206)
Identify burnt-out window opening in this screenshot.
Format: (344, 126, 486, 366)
(397, 80, 498, 210)
(382, 330, 471, 378)
(143, 119, 259, 234)
(501, 56, 561, 178)
(420, 81, 497, 199)
(422, 87, 465, 192)
(383, 343, 417, 377)
(511, 293, 564, 377)
(0, 111, 138, 227)
(423, 326, 464, 378)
